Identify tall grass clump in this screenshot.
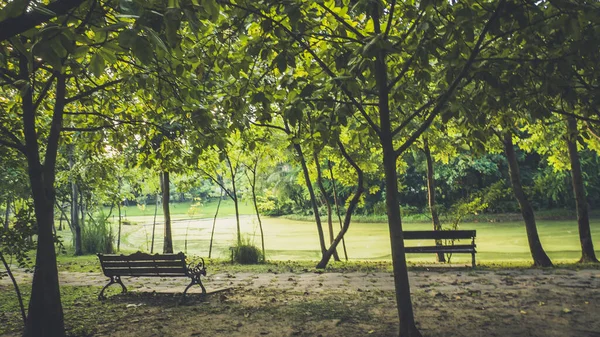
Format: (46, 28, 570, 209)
(232, 236, 263, 264)
(82, 212, 114, 254)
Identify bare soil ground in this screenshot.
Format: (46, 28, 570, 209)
(2, 267, 600, 337)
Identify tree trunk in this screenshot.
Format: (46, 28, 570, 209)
(328, 160, 348, 261)
(502, 132, 553, 267)
(382, 141, 421, 337)
(4, 197, 10, 229)
(151, 193, 158, 254)
(314, 151, 339, 261)
(248, 162, 266, 261)
(22, 65, 66, 337)
(224, 153, 242, 244)
(117, 203, 122, 252)
(1, 251, 26, 323)
(371, 19, 421, 334)
(208, 189, 223, 258)
(423, 138, 445, 262)
(566, 117, 598, 263)
(317, 142, 362, 268)
(293, 142, 327, 256)
(161, 171, 173, 253)
(68, 144, 82, 255)
(24, 174, 65, 337)
(231, 174, 241, 245)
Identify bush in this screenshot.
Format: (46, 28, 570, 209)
(231, 237, 262, 264)
(82, 212, 114, 254)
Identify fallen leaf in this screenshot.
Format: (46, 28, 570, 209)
(520, 310, 527, 315)
(562, 308, 572, 314)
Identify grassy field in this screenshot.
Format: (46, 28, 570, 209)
(104, 199, 255, 219)
(58, 200, 600, 265)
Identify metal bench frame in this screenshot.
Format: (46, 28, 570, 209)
(403, 230, 477, 267)
(97, 251, 206, 300)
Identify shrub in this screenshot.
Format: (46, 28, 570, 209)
(231, 236, 262, 264)
(81, 212, 114, 254)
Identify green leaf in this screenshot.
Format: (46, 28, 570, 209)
(203, 0, 220, 22)
(144, 27, 168, 52)
(300, 84, 315, 97)
(31, 4, 56, 17)
(0, 0, 28, 21)
(118, 29, 137, 49)
(275, 53, 287, 73)
(98, 47, 117, 65)
(120, 0, 143, 16)
(133, 37, 154, 64)
(89, 53, 105, 77)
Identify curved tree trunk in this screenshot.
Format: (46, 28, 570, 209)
(317, 142, 362, 268)
(293, 142, 327, 256)
(1, 252, 26, 323)
(423, 138, 445, 262)
(208, 189, 223, 258)
(502, 132, 553, 267)
(249, 167, 266, 261)
(224, 154, 242, 245)
(566, 117, 598, 263)
(328, 160, 348, 261)
(313, 150, 339, 261)
(161, 171, 173, 253)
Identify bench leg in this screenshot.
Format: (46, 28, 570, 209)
(98, 276, 127, 300)
(471, 253, 476, 268)
(183, 274, 207, 298)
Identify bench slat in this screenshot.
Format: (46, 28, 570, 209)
(100, 261, 186, 268)
(103, 267, 188, 276)
(403, 230, 476, 240)
(405, 245, 476, 253)
(98, 253, 185, 262)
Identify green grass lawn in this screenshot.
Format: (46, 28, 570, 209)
(56, 204, 600, 265)
(103, 199, 255, 219)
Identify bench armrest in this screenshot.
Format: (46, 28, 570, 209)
(187, 257, 207, 277)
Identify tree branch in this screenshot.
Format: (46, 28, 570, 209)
(44, 72, 66, 184)
(391, 96, 438, 137)
(394, 0, 507, 158)
(316, 2, 366, 41)
(383, 0, 396, 39)
(0, 124, 25, 153)
(223, 1, 382, 136)
(64, 78, 123, 104)
(33, 74, 56, 110)
(0, 0, 87, 42)
(250, 121, 288, 133)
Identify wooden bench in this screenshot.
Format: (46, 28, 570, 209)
(403, 230, 477, 267)
(97, 251, 207, 300)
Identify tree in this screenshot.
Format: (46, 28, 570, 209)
(0, 0, 183, 333)
(219, 2, 511, 335)
(501, 130, 553, 267)
(421, 136, 444, 262)
(565, 116, 598, 262)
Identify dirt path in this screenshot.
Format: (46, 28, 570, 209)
(2, 268, 600, 336)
